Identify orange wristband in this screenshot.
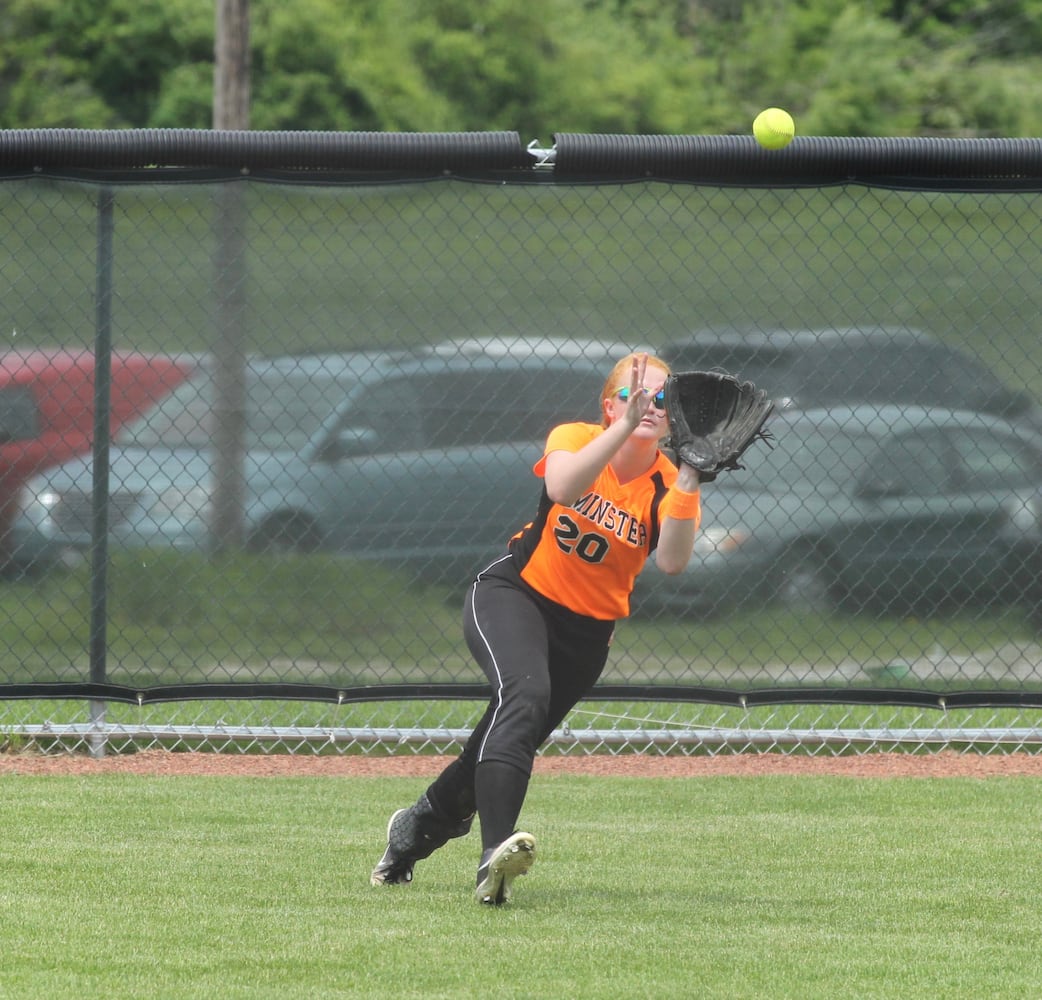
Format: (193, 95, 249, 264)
(664, 486, 701, 521)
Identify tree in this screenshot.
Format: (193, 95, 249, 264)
(2, 0, 1042, 137)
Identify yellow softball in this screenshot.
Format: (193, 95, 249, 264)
(753, 108, 795, 150)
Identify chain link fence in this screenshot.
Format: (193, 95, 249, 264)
(2, 130, 1042, 755)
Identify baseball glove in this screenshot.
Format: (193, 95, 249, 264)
(664, 370, 774, 480)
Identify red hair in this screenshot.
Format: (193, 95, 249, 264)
(599, 352, 672, 427)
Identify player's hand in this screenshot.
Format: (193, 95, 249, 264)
(621, 354, 654, 430)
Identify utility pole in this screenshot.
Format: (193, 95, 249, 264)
(211, 0, 250, 553)
(214, 0, 251, 130)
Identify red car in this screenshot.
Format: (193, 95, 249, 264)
(0, 348, 194, 572)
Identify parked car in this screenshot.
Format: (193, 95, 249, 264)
(1, 348, 192, 573)
(17, 351, 386, 554)
(17, 341, 630, 583)
(424, 335, 643, 360)
(662, 326, 1042, 430)
(631, 406, 1042, 618)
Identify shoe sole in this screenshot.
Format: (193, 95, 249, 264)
(475, 831, 536, 905)
(370, 808, 410, 886)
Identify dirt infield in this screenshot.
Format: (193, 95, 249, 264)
(2, 748, 1042, 778)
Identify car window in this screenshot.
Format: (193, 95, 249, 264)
(118, 374, 210, 446)
(716, 428, 875, 494)
(422, 370, 602, 448)
(888, 346, 991, 409)
(247, 374, 346, 451)
(879, 431, 953, 495)
(117, 367, 349, 451)
(669, 335, 1027, 416)
(667, 344, 804, 401)
(0, 385, 39, 443)
(351, 379, 425, 452)
(816, 342, 1016, 413)
(667, 342, 799, 375)
(948, 429, 1042, 489)
(931, 351, 1022, 415)
(811, 343, 936, 407)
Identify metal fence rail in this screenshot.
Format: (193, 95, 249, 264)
(6, 707, 1042, 757)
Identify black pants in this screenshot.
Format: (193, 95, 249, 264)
(426, 553, 615, 844)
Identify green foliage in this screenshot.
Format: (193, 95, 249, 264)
(3, 0, 1042, 135)
(150, 63, 215, 129)
(801, 9, 922, 136)
(526, 2, 715, 136)
(72, 0, 213, 126)
(249, 0, 458, 131)
(0, 0, 213, 128)
(0, 0, 115, 127)
(916, 49, 1042, 137)
(881, 0, 1042, 55)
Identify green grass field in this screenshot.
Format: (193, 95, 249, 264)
(2, 771, 1040, 998)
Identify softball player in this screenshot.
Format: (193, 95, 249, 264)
(370, 352, 701, 904)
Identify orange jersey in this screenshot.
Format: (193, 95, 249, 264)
(509, 422, 682, 620)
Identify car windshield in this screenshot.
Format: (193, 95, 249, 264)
(671, 336, 1018, 413)
(807, 344, 1010, 410)
(116, 369, 347, 451)
(713, 427, 878, 495)
(667, 345, 802, 396)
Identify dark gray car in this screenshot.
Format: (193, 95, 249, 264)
(663, 326, 1041, 430)
(632, 406, 1042, 618)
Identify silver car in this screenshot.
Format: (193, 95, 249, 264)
(632, 406, 1042, 618)
(18, 340, 631, 583)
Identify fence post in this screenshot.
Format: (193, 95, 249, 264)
(88, 186, 116, 758)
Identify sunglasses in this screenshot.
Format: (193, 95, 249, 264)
(613, 385, 666, 410)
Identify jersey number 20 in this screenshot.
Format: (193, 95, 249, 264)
(553, 514, 609, 564)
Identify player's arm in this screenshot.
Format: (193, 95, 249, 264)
(655, 463, 701, 575)
(543, 418, 636, 505)
(544, 355, 653, 505)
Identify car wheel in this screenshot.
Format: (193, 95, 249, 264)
(248, 513, 322, 554)
(775, 545, 835, 614)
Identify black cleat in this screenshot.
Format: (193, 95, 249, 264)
(370, 793, 474, 887)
